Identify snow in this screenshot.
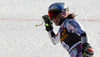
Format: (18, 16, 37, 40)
(0, 0, 100, 57)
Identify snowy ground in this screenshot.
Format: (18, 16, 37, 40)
(0, 0, 100, 57)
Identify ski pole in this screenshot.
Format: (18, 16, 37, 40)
(35, 21, 44, 27)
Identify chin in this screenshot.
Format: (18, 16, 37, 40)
(54, 23, 60, 26)
(55, 24, 60, 26)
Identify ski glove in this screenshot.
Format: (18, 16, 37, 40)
(42, 15, 53, 32)
(82, 43, 94, 57)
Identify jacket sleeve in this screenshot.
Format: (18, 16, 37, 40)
(48, 30, 60, 45)
(66, 19, 88, 44)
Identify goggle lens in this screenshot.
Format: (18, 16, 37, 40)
(48, 10, 60, 20)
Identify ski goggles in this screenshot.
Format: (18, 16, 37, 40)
(48, 10, 61, 20)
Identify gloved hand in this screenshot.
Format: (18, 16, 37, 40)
(42, 15, 53, 31)
(82, 43, 94, 57)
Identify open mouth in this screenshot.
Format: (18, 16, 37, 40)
(53, 19, 58, 22)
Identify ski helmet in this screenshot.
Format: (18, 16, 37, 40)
(48, 2, 69, 20)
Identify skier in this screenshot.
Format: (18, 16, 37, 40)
(42, 2, 94, 57)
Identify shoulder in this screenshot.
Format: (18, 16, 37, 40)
(64, 19, 77, 26)
(64, 19, 83, 29)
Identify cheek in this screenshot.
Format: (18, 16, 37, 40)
(57, 18, 60, 23)
(55, 20, 60, 25)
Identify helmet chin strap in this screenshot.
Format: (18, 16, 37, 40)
(59, 18, 65, 25)
(58, 10, 69, 25)
(58, 12, 67, 25)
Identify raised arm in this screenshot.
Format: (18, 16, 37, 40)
(42, 15, 60, 45)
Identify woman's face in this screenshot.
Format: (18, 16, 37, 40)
(52, 17, 61, 26)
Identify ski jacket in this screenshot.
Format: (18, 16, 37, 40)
(48, 19, 87, 53)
